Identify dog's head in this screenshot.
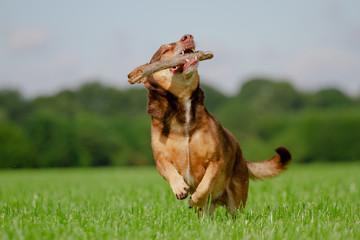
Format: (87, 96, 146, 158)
(144, 34, 200, 99)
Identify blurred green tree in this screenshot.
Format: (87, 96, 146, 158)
(307, 88, 353, 109)
(0, 89, 32, 123)
(0, 78, 359, 168)
(300, 110, 360, 162)
(236, 78, 304, 112)
(0, 122, 36, 168)
(25, 110, 78, 167)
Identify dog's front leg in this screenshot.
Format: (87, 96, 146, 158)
(189, 161, 222, 208)
(156, 158, 190, 200)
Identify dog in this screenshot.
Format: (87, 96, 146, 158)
(130, 34, 291, 214)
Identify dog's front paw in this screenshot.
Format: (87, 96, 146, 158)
(188, 193, 207, 208)
(171, 180, 190, 200)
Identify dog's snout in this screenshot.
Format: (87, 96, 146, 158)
(181, 34, 194, 43)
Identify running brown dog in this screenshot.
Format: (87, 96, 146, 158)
(128, 34, 291, 214)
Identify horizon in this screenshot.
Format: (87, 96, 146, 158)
(2, 78, 359, 100)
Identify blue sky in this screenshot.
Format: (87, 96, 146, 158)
(1, 0, 360, 97)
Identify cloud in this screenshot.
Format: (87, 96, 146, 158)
(284, 48, 360, 95)
(7, 29, 51, 52)
(347, 26, 360, 51)
(0, 53, 81, 97)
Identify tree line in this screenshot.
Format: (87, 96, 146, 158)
(0, 78, 359, 168)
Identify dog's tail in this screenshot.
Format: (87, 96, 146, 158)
(245, 147, 291, 180)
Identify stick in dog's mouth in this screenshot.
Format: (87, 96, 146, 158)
(128, 51, 214, 84)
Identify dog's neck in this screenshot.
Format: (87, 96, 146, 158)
(147, 84, 206, 137)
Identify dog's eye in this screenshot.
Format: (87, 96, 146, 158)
(162, 49, 170, 55)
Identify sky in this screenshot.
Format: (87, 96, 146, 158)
(1, 0, 360, 97)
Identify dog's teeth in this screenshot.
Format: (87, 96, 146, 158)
(195, 56, 198, 60)
(185, 59, 189, 62)
(182, 51, 184, 55)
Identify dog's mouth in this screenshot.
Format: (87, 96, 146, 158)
(170, 46, 199, 74)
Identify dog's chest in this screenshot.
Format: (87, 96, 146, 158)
(151, 116, 217, 188)
(183, 98, 192, 184)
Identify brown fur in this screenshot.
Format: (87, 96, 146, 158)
(134, 34, 291, 214)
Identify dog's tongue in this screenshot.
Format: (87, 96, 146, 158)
(170, 58, 198, 73)
(183, 58, 199, 69)
(169, 64, 184, 73)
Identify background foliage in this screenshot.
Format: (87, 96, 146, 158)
(0, 78, 359, 168)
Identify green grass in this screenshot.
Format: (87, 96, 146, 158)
(0, 163, 359, 239)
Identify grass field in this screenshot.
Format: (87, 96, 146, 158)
(0, 163, 359, 239)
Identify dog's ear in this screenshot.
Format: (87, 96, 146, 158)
(128, 63, 149, 84)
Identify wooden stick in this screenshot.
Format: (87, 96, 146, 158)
(128, 51, 214, 84)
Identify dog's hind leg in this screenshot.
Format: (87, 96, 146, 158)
(208, 201, 216, 215)
(226, 160, 249, 214)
